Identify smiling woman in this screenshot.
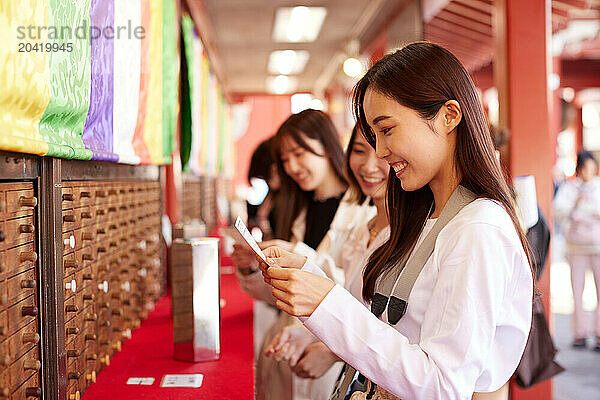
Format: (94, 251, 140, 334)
(258, 42, 534, 400)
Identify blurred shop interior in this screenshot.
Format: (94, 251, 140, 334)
(0, 0, 599, 399)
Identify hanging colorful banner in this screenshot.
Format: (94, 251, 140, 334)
(0, 0, 51, 156)
(0, 0, 178, 165)
(82, 0, 116, 161)
(38, 0, 92, 160)
(113, 0, 141, 164)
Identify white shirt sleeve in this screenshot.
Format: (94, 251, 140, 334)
(302, 222, 532, 399)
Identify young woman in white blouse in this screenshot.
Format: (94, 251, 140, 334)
(257, 42, 534, 400)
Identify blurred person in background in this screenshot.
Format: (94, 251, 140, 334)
(246, 137, 280, 240)
(554, 150, 600, 351)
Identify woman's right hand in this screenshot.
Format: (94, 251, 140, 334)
(232, 244, 258, 271)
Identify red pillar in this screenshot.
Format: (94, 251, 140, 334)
(574, 105, 584, 152)
(494, 0, 553, 398)
(550, 57, 562, 165)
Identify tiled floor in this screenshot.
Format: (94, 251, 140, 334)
(550, 233, 600, 399)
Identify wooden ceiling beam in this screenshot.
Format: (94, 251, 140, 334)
(424, 27, 494, 56)
(436, 10, 493, 36)
(452, 0, 494, 15)
(424, 31, 492, 62)
(445, 2, 492, 24)
(427, 17, 493, 43)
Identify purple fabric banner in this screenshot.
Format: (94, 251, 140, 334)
(82, 0, 117, 161)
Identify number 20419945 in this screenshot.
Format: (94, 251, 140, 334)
(18, 42, 73, 52)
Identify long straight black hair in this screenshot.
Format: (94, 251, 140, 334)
(353, 42, 532, 301)
(271, 109, 347, 241)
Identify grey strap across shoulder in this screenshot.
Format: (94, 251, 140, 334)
(371, 185, 477, 324)
(329, 185, 477, 400)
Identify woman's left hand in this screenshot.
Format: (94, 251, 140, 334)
(263, 267, 335, 317)
(291, 342, 341, 379)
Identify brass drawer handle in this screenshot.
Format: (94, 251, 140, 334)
(66, 327, 79, 335)
(80, 191, 91, 198)
(64, 259, 78, 269)
(23, 360, 41, 371)
(21, 306, 38, 317)
(62, 193, 74, 201)
(19, 224, 34, 234)
(19, 196, 37, 208)
(25, 388, 41, 398)
(63, 214, 75, 223)
(22, 332, 40, 344)
(21, 279, 36, 289)
(66, 350, 80, 358)
(65, 304, 78, 313)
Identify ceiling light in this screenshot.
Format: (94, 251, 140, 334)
(268, 50, 310, 75)
(266, 75, 298, 94)
(343, 57, 364, 78)
(273, 6, 327, 43)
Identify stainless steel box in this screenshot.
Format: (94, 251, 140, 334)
(171, 237, 220, 362)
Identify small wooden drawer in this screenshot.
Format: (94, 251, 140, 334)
(64, 297, 79, 324)
(4, 187, 35, 219)
(62, 211, 78, 232)
(74, 227, 95, 252)
(9, 346, 40, 392)
(7, 296, 37, 337)
(63, 272, 77, 301)
(0, 222, 5, 252)
(0, 311, 7, 341)
(8, 321, 39, 363)
(62, 187, 75, 210)
(10, 371, 40, 399)
(75, 206, 93, 228)
(73, 187, 94, 207)
(66, 330, 84, 358)
(4, 243, 37, 279)
(63, 253, 79, 274)
(62, 231, 76, 256)
(3, 217, 34, 249)
(0, 368, 9, 398)
(6, 268, 36, 304)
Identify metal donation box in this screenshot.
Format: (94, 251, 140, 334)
(171, 237, 221, 362)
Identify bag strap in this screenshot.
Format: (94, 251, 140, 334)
(372, 185, 477, 325)
(329, 364, 357, 400)
(329, 185, 478, 400)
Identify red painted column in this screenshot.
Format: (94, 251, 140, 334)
(550, 57, 562, 165)
(494, 0, 553, 399)
(574, 105, 584, 152)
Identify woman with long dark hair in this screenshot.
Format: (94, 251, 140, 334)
(257, 42, 534, 399)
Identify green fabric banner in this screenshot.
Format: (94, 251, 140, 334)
(179, 15, 195, 169)
(161, 0, 178, 164)
(39, 0, 93, 160)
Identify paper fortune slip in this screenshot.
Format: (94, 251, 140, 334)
(126, 377, 155, 385)
(234, 216, 267, 262)
(160, 374, 204, 388)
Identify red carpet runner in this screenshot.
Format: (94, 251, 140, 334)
(82, 272, 254, 399)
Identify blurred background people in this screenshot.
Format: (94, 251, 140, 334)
(554, 151, 600, 351)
